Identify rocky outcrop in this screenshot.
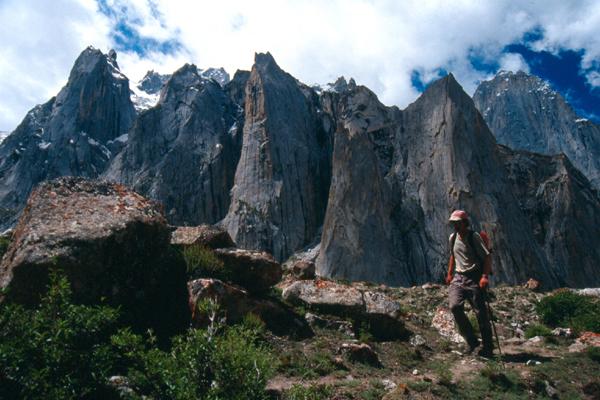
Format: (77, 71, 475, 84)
(0, 177, 189, 335)
(282, 279, 408, 340)
(222, 53, 332, 261)
(188, 278, 311, 337)
(105, 64, 241, 225)
(473, 71, 600, 189)
(170, 224, 235, 249)
(0, 47, 136, 229)
(213, 248, 282, 293)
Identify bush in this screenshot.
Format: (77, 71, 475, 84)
(587, 346, 600, 363)
(0, 272, 121, 399)
(183, 244, 230, 281)
(536, 290, 600, 333)
(0, 236, 10, 259)
(1, 271, 276, 399)
(524, 324, 552, 339)
(283, 384, 333, 400)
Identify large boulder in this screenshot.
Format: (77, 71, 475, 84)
(282, 279, 364, 316)
(0, 177, 189, 336)
(188, 278, 311, 338)
(170, 224, 235, 249)
(213, 248, 282, 293)
(282, 280, 408, 340)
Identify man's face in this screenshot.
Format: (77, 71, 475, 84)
(452, 220, 465, 231)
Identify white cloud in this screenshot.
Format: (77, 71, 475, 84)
(0, 0, 112, 131)
(498, 53, 530, 73)
(1, 0, 599, 131)
(586, 71, 600, 88)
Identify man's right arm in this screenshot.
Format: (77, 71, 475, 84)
(446, 254, 455, 285)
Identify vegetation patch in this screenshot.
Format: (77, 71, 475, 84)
(536, 290, 600, 333)
(183, 244, 230, 281)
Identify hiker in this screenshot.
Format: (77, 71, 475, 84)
(445, 210, 494, 358)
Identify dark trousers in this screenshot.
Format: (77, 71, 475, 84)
(449, 273, 493, 350)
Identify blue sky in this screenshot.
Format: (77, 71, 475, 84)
(0, 0, 599, 131)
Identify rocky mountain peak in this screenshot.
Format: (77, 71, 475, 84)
(137, 70, 170, 95)
(200, 67, 230, 86)
(474, 70, 600, 189)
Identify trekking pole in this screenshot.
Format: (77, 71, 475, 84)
(484, 289, 504, 366)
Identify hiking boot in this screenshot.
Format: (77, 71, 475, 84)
(477, 347, 494, 359)
(461, 340, 480, 355)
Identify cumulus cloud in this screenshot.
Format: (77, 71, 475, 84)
(1, 0, 599, 131)
(498, 53, 530, 73)
(0, 0, 113, 130)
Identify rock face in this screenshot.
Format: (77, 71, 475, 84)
(318, 75, 557, 286)
(500, 147, 600, 287)
(473, 71, 600, 189)
(105, 64, 241, 225)
(0, 177, 188, 335)
(0, 47, 136, 229)
(222, 53, 332, 261)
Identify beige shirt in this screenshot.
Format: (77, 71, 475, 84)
(449, 231, 490, 274)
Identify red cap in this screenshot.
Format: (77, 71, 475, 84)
(449, 210, 469, 222)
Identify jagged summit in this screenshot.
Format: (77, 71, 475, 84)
(474, 69, 600, 189)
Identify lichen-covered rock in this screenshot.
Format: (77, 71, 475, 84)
(282, 279, 364, 316)
(213, 248, 282, 293)
(282, 280, 408, 340)
(431, 306, 465, 344)
(0, 177, 188, 336)
(170, 224, 235, 249)
(362, 291, 409, 340)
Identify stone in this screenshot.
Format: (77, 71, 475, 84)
(339, 343, 382, 367)
(362, 291, 409, 340)
(382, 383, 410, 400)
(524, 278, 542, 291)
(409, 334, 427, 347)
(0, 177, 189, 336)
(282, 279, 364, 316)
(213, 248, 282, 293)
(290, 260, 316, 280)
(431, 306, 465, 343)
(304, 312, 354, 337)
(170, 224, 235, 249)
(551, 327, 573, 338)
(188, 278, 311, 338)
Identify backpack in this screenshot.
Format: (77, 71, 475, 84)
(450, 229, 493, 274)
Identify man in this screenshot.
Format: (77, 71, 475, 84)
(446, 210, 494, 358)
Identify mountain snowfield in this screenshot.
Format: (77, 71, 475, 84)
(1, 47, 600, 288)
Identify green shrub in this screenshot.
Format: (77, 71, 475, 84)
(283, 384, 333, 400)
(524, 324, 552, 339)
(0, 272, 121, 399)
(0, 236, 10, 259)
(587, 346, 600, 363)
(183, 244, 230, 281)
(536, 290, 600, 333)
(1, 271, 276, 400)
